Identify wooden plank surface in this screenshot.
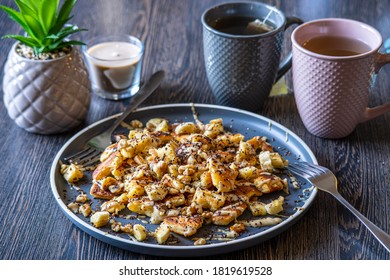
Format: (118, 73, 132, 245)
(0, 0, 389, 260)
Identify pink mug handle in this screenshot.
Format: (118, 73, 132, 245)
(361, 52, 390, 122)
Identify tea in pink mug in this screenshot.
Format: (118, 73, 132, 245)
(291, 18, 390, 138)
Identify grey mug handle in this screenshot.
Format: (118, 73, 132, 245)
(275, 16, 304, 82)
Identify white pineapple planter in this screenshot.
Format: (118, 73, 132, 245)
(2, 43, 91, 134)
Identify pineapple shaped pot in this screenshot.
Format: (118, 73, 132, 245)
(3, 43, 91, 134)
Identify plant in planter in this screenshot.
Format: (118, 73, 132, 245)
(1, 0, 91, 134)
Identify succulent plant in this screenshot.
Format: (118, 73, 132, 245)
(0, 0, 86, 56)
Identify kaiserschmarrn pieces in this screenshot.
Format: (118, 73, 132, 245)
(63, 117, 290, 244)
(60, 163, 84, 183)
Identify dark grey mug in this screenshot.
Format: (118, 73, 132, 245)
(202, 2, 303, 111)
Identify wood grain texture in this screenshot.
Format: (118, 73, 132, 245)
(0, 0, 389, 260)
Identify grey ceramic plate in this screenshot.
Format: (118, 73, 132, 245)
(50, 103, 317, 257)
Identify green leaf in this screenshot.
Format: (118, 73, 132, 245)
(55, 15, 74, 30)
(56, 26, 87, 39)
(46, 26, 76, 41)
(18, 0, 39, 13)
(38, 0, 58, 33)
(46, 40, 83, 53)
(53, 0, 76, 33)
(1, 0, 84, 53)
(58, 0, 76, 21)
(45, 34, 60, 40)
(0, 5, 31, 34)
(23, 14, 45, 40)
(65, 40, 85, 45)
(2, 34, 37, 47)
(48, 40, 62, 50)
(15, 0, 38, 17)
(33, 45, 45, 55)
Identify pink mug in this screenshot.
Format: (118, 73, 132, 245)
(291, 18, 390, 139)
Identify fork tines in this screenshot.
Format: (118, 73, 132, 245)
(63, 147, 101, 167)
(288, 161, 325, 178)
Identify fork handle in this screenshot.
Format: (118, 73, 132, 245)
(107, 70, 165, 136)
(332, 192, 390, 252)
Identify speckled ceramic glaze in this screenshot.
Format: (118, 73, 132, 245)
(3, 43, 91, 134)
(202, 2, 302, 112)
(292, 18, 390, 139)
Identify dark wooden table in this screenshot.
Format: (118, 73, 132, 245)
(0, 0, 389, 260)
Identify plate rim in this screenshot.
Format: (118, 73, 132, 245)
(50, 103, 318, 256)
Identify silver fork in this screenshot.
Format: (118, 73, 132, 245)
(288, 161, 390, 252)
(64, 70, 165, 167)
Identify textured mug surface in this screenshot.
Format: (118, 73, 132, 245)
(3, 43, 91, 134)
(202, 2, 300, 112)
(292, 18, 390, 138)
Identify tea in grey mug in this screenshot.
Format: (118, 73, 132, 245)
(202, 1, 303, 111)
